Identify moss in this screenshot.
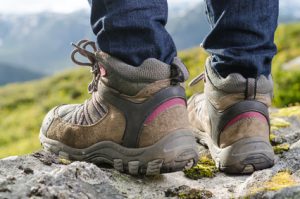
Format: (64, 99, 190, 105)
(59, 158, 72, 165)
(178, 189, 213, 199)
(270, 117, 291, 131)
(271, 106, 300, 118)
(273, 143, 290, 154)
(271, 126, 279, 132)
(250, 171, 297, 195)
(269, 133, 277, 143)
(269, 133, 285, 146)
(184, 156, 217, 180)
(165, 185, 213, 199)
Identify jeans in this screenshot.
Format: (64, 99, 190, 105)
(88, 0, 279, 78)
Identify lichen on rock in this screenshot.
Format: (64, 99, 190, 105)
(273, 143, 290, 154)
(271, 106, 300, 118)
(59, 158, 72, 165)
(270, 117, 291, 131)
(248, 171, 298, 197)
(269, 133, 284, 145)
(165, 185, 213, 199)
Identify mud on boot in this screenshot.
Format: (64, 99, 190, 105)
(40, 40, 199, 176)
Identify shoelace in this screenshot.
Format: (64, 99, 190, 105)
(71, 39, 192, 92)
(188, 72, 205, 87)
(70, 40, 107, 124)
(71, 39, 100, 94)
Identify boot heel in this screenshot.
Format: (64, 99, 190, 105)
(216, 137, 275, 174)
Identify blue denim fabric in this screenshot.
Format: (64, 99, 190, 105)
(89, 0, 278, 77)
(88, 0, 176, 66)
(203, 0, 279, 78)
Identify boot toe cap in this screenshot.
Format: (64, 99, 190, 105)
(40, 107, 57, 137)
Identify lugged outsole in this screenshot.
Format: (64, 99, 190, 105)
(198, 131, 275, 174)
(39, 130, 199, 176)
(220, 153, 274, 174)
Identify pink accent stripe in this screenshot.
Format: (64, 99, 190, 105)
(145, 98, 186, 124)
(223, 112, 267, 130)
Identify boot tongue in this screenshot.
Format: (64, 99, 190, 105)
(96, 51, 189, 96)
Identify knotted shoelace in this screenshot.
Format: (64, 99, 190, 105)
(71, 39, 101, 94)
(69, 40, 107, 125)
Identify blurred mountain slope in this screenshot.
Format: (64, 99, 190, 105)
(0, 63, 43, 85)
(0, 0, 299, 78)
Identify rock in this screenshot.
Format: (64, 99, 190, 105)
(2, 151, 298, 199)
(0, 107, 300, 199)
(165, 185, 213, 199)
(291, 139, 300, 149)
(250, 186, 300, 199)
(0, 152, 123, 199)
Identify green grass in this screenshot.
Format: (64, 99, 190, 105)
(0, 69, 92, 158)
(1, 23, 300, 158)
(272, 23, 300, 106)
(179, 47, 207, 97)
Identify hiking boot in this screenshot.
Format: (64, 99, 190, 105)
(39, 40, 199, 176)
(188, 58, 275, 174)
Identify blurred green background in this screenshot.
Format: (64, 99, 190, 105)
(1, 0, 300, 158)
(0, 24, 300, 158)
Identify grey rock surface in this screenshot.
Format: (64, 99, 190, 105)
(0, 153, 123, 199)
(1, 108, 300, 199)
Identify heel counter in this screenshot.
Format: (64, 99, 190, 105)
(219, 112, 270, 148)
(139, 98, 190, 147)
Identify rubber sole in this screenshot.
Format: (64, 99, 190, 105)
(39, 130, 199, 176)
(197, 131, 275, 174)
